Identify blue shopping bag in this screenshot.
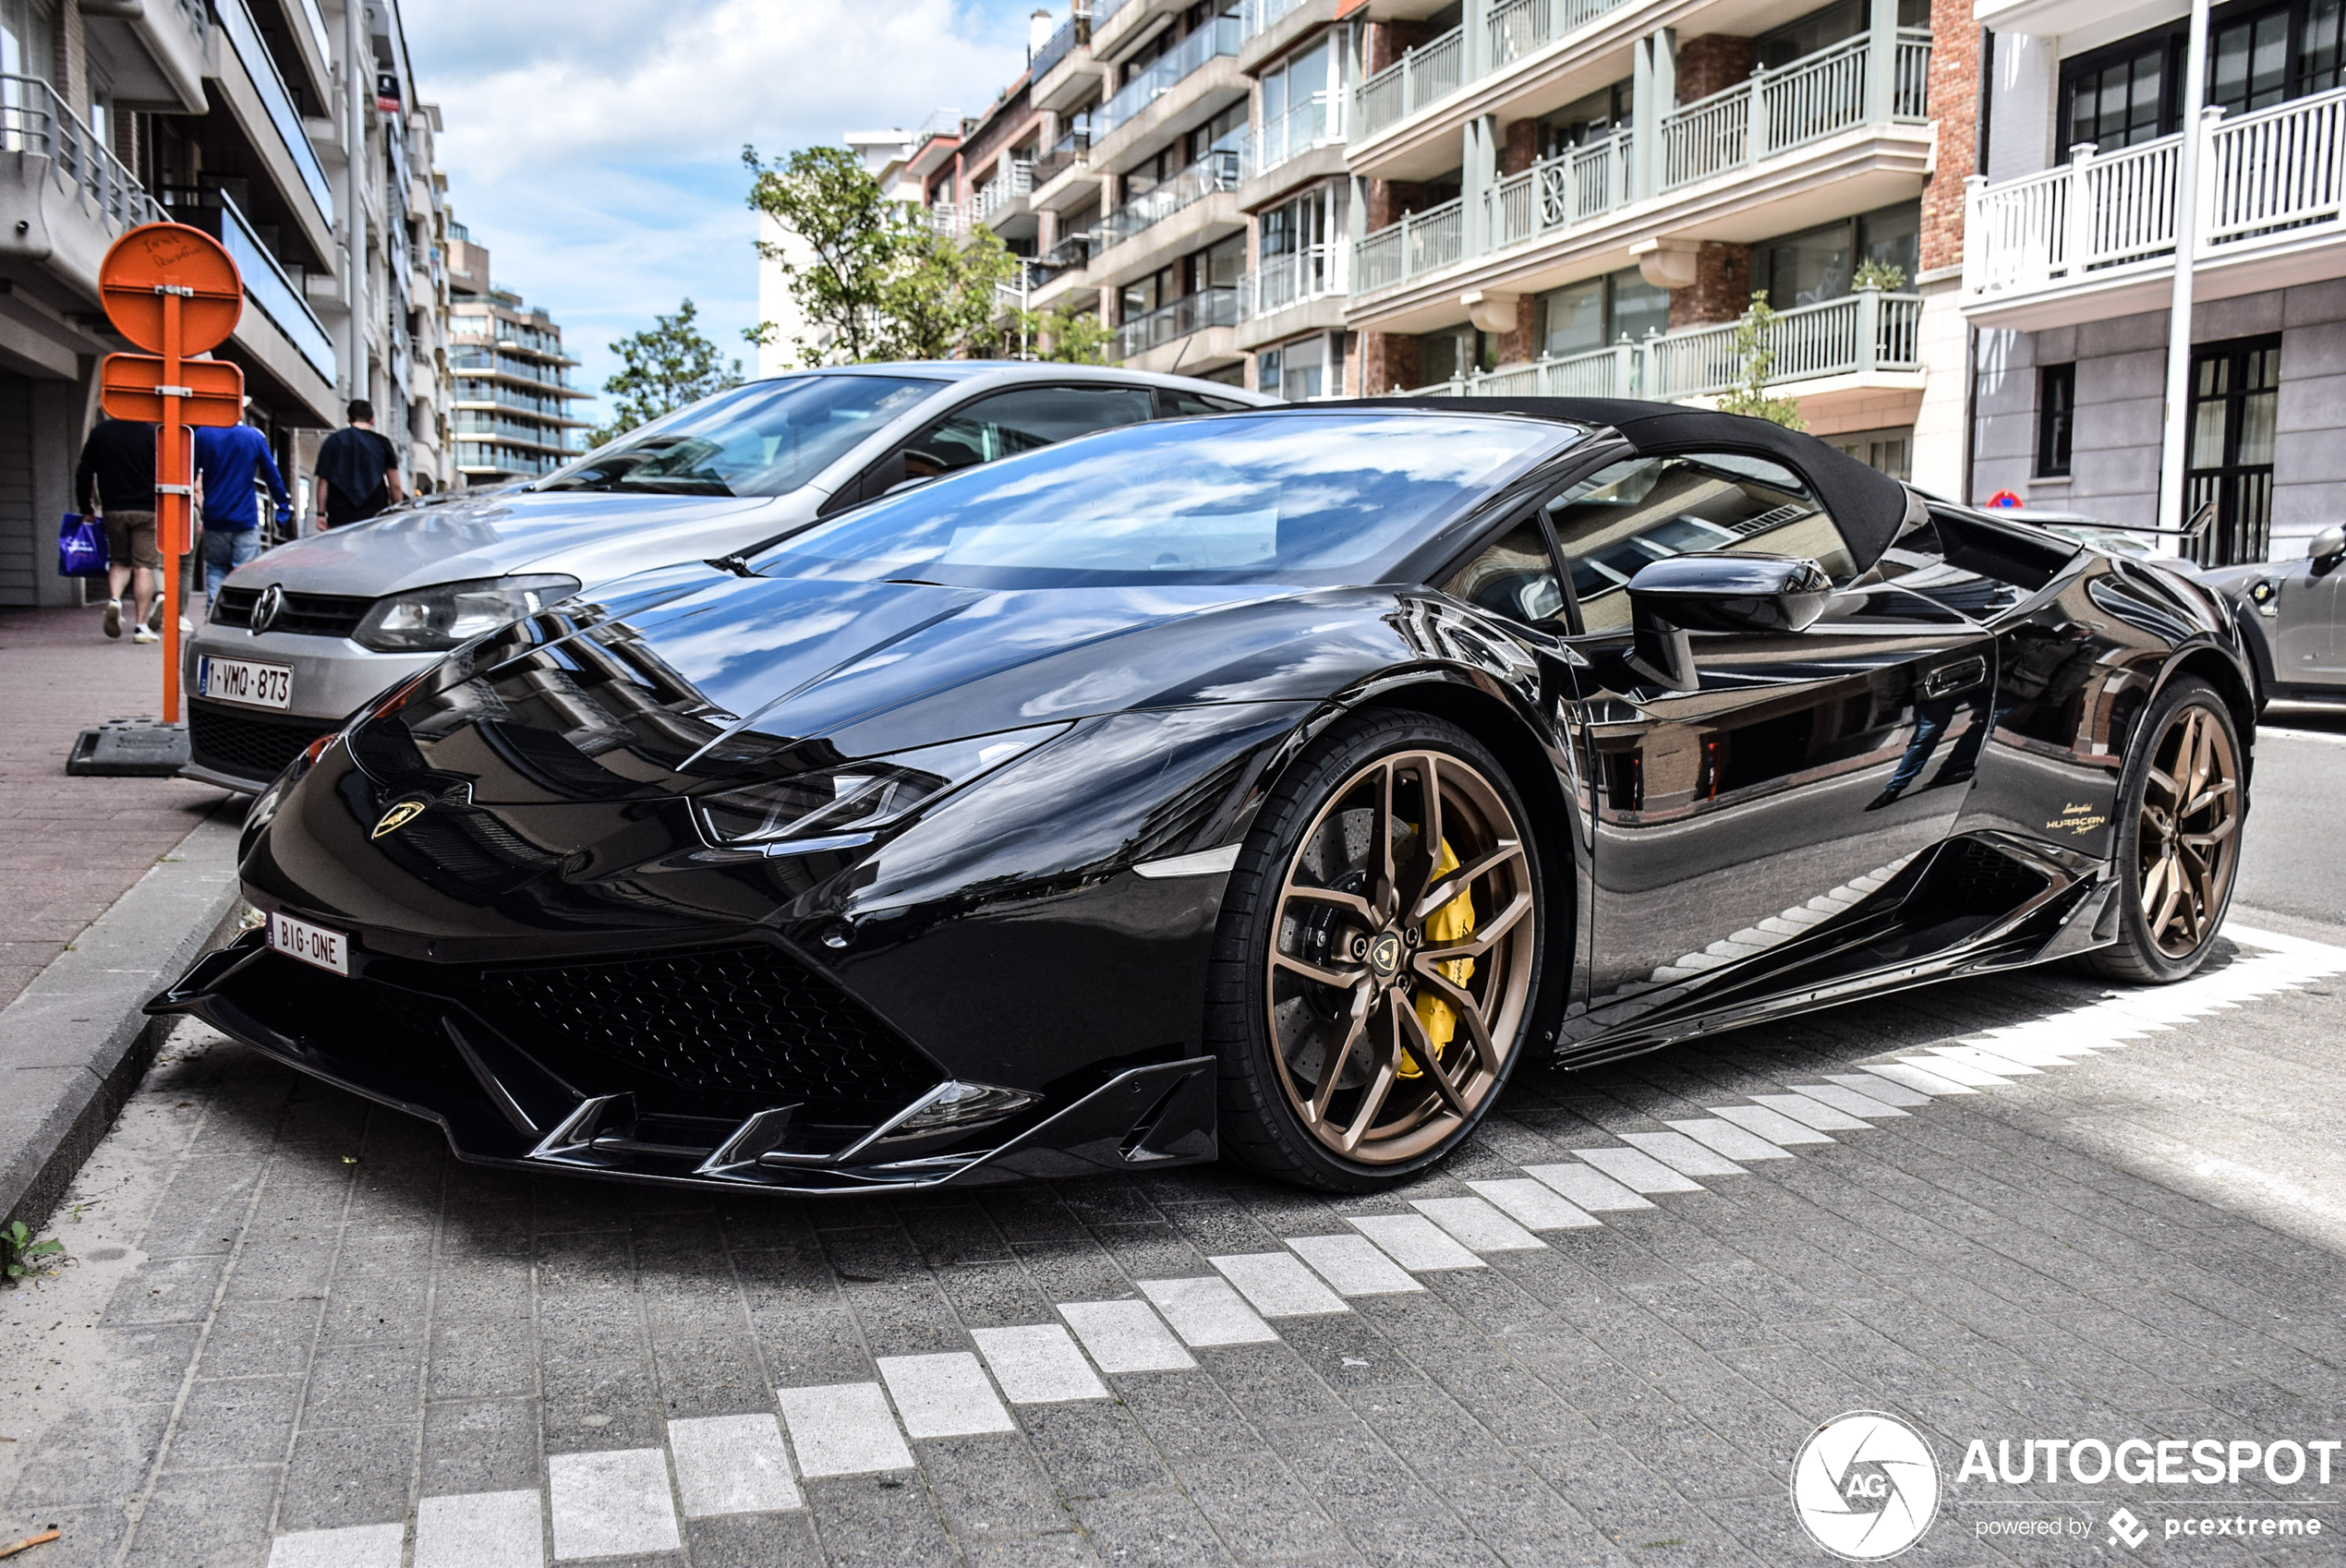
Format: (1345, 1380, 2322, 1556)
(58, 513, 109, 578)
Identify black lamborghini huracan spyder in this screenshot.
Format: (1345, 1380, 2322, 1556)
(151, 399, 2257, 1194)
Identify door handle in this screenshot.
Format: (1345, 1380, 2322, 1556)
(1918, 655, 1988, 700)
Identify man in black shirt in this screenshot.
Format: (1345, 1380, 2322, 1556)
(74, 415, 169, 642)
(314, 400, 404, 528)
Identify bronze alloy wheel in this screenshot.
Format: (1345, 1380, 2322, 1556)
(1263, 749, 1538, 1165)
(2135, 698, 2242, 959)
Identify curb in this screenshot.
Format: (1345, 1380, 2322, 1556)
(0, 805, 246, 1239)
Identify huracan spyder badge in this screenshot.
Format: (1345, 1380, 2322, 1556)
(149, 401, 2259, 1197)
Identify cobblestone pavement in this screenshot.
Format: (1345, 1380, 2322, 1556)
(0, 605, 229, 1007)
(4, 911, 2344, 1568)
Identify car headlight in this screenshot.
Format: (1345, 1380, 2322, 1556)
(353, 574, 580, 652)
(692, 725, 1071, 850)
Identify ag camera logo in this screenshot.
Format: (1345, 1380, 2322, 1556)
(1791, 1411, 1941, 1560)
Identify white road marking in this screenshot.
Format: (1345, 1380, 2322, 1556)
(1572, 1145, 1707, 1193)
(668, 1413, 803, 1516)
(1822, 1072, 1932, 1106)
(1619, 1129, 1751, 1176)
(1926, 1044, 2045, 1077)
(1283, 1233, 1428, 1295)
(1709, 1104, 1837, 1146)
(971, 1322, 1110, 1404)
(547, 1448, 681, 1561)
(1348, 1212, 1488, 1270)
(267, 1525, 404, 1568)
(1949, 1034, 2080, 1067)
(1791, 1083, 1911, 1118)
(1523, 1162, 1658, 1210)
(414, 1490, 543, 1568)
(1665, 1118, 1797, 1161)
(1858, 1062, 1977, 1096)
(1209, 1251, 1351, 1316)
(1139, 1276, 1282, 1345)
(778, 1381, 916, 1476)
(1411, 1195, 1548, 1250)
(1058, 1299, 1200, 1371)
(1749, 1092, 1875, 1132)
(1902, 1052, 2017, 1086)
(877, 1351, 1017, 1438)
(1467, 1176, 1602, 1230)
(2256, 725, 2346, 745)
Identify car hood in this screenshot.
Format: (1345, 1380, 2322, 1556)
(224, 488, 804, 599)
(347, 562, 1399, 804)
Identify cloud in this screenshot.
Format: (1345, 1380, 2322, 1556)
(401, 0, 1038, 421)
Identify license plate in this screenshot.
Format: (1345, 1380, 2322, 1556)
(198, 655, 294, 710)
(267, 911, 348, 976)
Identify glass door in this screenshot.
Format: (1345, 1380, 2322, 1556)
(2184, 335, 2280, 566)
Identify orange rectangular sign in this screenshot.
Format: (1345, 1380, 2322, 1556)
(100, 354, 244, 426)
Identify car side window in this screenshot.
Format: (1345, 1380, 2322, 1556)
(907, 385, 1156, 478)
(1156, 389, 1250, 417)
(1442, 520, 1566, 626)
(1542, 452, 1858, 633)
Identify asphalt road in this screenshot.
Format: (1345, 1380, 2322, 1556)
(2240, 703, 2346, 927)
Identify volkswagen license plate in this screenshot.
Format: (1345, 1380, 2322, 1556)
(267, 911, 347, 977)
(197, 655, 293, 710)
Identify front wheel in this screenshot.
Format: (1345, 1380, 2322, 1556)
(2085, 676, 2246, 983)
(1207, 712, 1542, 1192)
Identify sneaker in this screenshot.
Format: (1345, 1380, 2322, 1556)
(132, 626, 160, 645)
(103, 599, 122, 638)
(178, 618, 192, 635)
(145, 599, 163, 632)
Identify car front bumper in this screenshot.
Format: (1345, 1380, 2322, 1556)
(183, 623, 439, 790)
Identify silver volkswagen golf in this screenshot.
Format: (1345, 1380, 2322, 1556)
(187, 362, 1267, 791)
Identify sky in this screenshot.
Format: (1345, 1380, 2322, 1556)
(401, 0, 1048, 428)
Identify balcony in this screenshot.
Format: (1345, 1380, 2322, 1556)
(1031, 12, 1089, 82)
(1658, 31, 1928, 191)
(1094, 14, 1241, 141)
(1033, 128, 1090, 189)
(1240, 0, 1312, 36)
(1239, 92, 1343, 187)
(1236, 241, 1350, 349)
(212, 0, 335, 235)
(1961, 86, 2346, 331)
(1406, 289, 1923, 404)
(1356, 198, 1464, 293)
(1352, 0, 1640, 144)
(163, 187, 337, 391)
(1488, 130, 1630, 247)
(0, 76, 165, 298)
(1098, 151, 1239, 247)
(1111, 284, 1239, 362)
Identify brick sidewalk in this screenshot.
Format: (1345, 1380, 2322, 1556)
(0, 605, 231, 1009)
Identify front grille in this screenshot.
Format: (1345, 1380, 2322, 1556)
(212, 585, 374, 638)
(466, 945, 937, 1105)
(188, 703, 335, 782)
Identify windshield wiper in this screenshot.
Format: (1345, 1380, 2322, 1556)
(705, 554, 763, 578)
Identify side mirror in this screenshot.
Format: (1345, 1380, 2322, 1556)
(2310, 525, 2345, 567)
(1621, 553, 1833, 692)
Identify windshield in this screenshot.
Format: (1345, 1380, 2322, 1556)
(747, 413, 1568, 588)
(538, 374, 939, 498)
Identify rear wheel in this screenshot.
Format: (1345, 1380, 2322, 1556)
(2085, 677, 2245, 983)
(1207, 713, 1542, 1191)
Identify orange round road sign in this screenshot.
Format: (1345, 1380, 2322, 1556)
(97, 223, 242, 356)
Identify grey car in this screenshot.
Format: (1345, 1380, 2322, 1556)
(186, 363, 1268, 790)
(2200, 524, 2346, 703)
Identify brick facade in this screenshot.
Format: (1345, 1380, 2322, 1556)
(1360, 332, 1419, 395)
(1502, 117, 1539, 176)
(1668, 242, 1751, 329)
(1921, 0, 1980, 272)
(1674, 35, 1754, 107)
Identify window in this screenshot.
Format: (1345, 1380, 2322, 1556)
(1542, 452, 1857, 633)
(2036, 364, 2075, 477)
(2213, 5, 2293, 109)
(1832, 428, 1915, 481)
(539, 374, 940, 497)
(0, 0, 56, 87)
(1754, 0, 1927, 70)
(2185, 335, 2281, 565)
(1417, 327, 1495, 386)
(2061, 0, 2346, 154)
(1536, 269, 1670, 359)
(1444, 521, 1566, 624)
(906, 385, 1157, 478)
(1265, 334, 1329, 401)
(1537, 82, 1632, 156)
(1755, 202, 1919, 307)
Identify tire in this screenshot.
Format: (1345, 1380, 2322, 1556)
(1206, 711, 1544, 1192)
(2083, 676, 2247, 984)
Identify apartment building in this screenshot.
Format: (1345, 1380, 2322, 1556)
(447, 235, 587, 484)
(1960, 0, 2346, 564)
(0, 0, 454, 606)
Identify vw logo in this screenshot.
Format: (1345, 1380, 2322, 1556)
(249, 584, 285, 634)
(371, 798, 430, 839)
(1790, 1411, 1940, 1560)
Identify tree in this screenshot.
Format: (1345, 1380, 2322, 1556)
(884, 225, 1021, 361)
(589, 298, 741, 447)
(1008, 301, 1116, 365)
(1713, 292, 1807, 430)
(746, 144, 924, 366)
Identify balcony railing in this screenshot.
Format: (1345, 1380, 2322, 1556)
(1097, 150, 1239, 247)
(1660, 30, 1929, 191)
(1404, 290, 1923, 400)
(1238, 242, 1348, 318)
(1096, 14, 1241, 139)
(1240, 92, 1340, 181)
(1355, 27, 1463, 141)
(215, 0, 335, 223)
(1111, 285, 1239, 360)
(159, 186, 336, 382)
(0, 75, 164, 234)
(1038, 232, 1093, 271)
(1965, 84, 2346, 304)
(973, 159, 1034, 224)
(1486, 0, 1636, 71)
(1354, 197, 1463, 293)
(1031, 12, 1088, 81)
(1241, 0, 1311, 38)
(1488, 131, 1631, 247)
(1034, 127, 1091, 187)
(932, 199, 962, 237)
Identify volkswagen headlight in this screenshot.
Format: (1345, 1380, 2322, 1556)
(692, 725, 1070, 850)
(353, 574, 580, 652)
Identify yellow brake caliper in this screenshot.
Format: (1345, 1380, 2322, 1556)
(1399, 837, 1476, 1080)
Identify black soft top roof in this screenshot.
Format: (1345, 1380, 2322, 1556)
(1303, 396, 1917, 571)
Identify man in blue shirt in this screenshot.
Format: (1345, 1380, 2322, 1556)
(192, 413, 291, 612)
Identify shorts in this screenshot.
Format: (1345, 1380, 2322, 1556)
(103, 509, 159, 570)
